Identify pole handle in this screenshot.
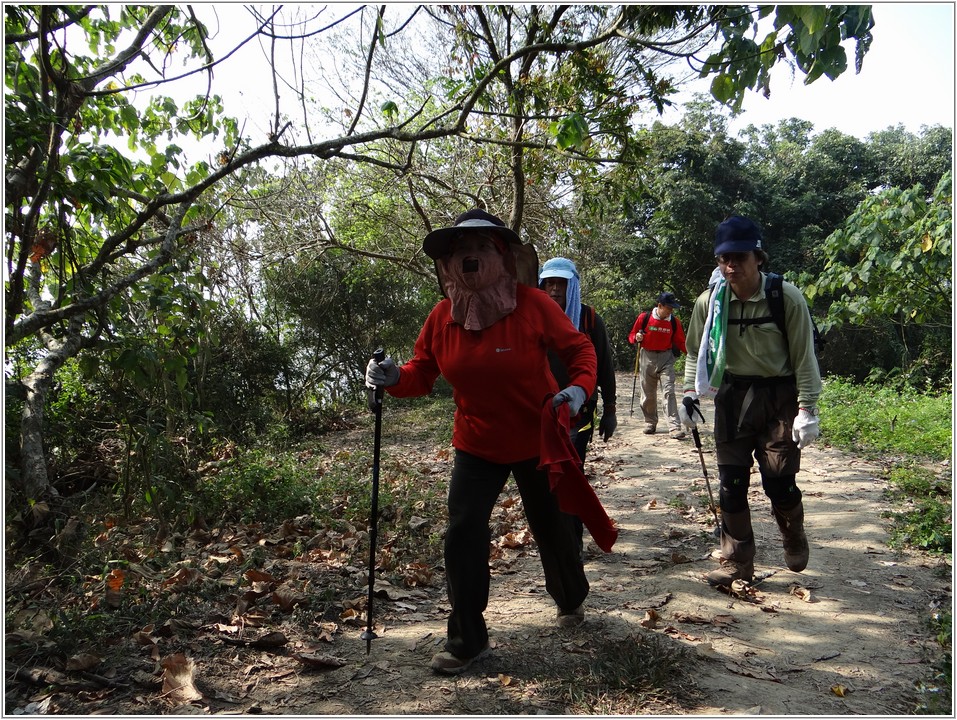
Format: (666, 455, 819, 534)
(367, 348, 386, 412)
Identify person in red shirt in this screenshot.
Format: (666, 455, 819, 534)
(365, 209, 599, 676)
(628, 292, 688, 439)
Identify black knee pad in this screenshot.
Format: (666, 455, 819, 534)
(717, 465, 750, 513)
(762, 473, 801, 508)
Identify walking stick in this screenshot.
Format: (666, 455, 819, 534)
(691, 426, 721, 537)
(629, 345, 641, 416)
(362, 348, 386, 654)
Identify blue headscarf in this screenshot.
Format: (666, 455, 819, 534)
(539, 257, 582, 330)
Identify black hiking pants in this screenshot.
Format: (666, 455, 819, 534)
(714, 374, 803, 513)
(443, 450, 588, 660)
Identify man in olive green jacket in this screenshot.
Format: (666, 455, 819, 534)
(679, 216, 821, 587)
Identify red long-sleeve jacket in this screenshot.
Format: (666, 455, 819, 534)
(388, 284, 597, 464)
(628, 310, 687, 353)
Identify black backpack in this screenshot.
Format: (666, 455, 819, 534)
(725, 273, 825, 354)
(639, 309, 681, 356)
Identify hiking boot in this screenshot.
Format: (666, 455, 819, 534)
(706, 509, 756, 587)
(706, 557, 755, 586)
(430, 644, 490, 675)
(643, 424, 656, 435)
(557, 604, 585, 628)
(670, 429, 686, 440)
(772, 502, 809, 572)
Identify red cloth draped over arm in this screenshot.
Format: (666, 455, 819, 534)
(538, 398, 618, 552)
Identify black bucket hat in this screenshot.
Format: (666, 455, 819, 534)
(426, 208, 539, 295)
(423, 208, 521, 259)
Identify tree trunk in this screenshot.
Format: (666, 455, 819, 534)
(18, 330, 84, 500)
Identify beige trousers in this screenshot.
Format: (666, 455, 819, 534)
(639, 349, 680, 431)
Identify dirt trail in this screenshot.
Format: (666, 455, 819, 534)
(31, 374, 945, 715)
(246, 372, 949, 715)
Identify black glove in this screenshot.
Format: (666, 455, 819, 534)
(598, 408, 617, 442)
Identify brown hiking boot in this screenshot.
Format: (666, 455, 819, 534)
(643, 424, 656, 434)
(430, 644, 490, 675)
(706, 557, 754, 586)
(557, 604, 585, 628)
(772, 502, 809, 572)
(706, 508, 756, 587)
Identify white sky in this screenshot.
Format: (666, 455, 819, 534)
(657, 2, 955, 138)
(174, 3, 955, 153)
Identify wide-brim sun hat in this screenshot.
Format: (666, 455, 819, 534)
(714, 215, 763, 256)
(426, 208, 539, 294)
(423, 208, 521, 259)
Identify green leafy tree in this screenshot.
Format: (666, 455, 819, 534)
(806, 172, 952, 380)
(4, 4, 875, 507)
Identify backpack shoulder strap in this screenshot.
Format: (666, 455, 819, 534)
(580, 304, 596, 335)
(764, 272, 788, 339)
(640, 309, 653, 332)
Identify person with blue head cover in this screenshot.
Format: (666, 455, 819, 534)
(539, 257, 617, 560)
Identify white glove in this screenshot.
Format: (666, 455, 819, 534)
(553, 385, 587, 416)
(365, 356, 400, 389)
(792, 407, 820, 449)
(678, 391, 705, 429)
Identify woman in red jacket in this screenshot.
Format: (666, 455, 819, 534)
(365, 209, 599, 675)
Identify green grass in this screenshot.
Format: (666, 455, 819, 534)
(882, 463, 952, 554)
(820, 378, 952, 555)
(818, 377, 951, 461)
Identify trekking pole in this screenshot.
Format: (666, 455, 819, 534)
(691, 426, 721, 537)
(629, 345, 641, 416)
(362, 348, 386, 654)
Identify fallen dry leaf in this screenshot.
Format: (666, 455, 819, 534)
(244, 568, 277, 584)
(639, 609, 659, 629)
(160, 653, 202, 703)
(65, 652, 102, 671)
(401, 562, 433, 587)
(105, 568, 125, 608)
(499, 529, 533, 548)
(645, 499, 658, 509)
(673, 612, 711, 624)
(161, 567, 202, 590)
(831, 684, 849, 697)
(498, 673, 513, 686)
(790, 585, 813, 602)
(641, 592, 672, 608)
(408, 516, 430, 531)
(293, 651, 347, 669)
(662, 626, 701, 642)
(248, 631, 288, 649)
(340, 607, 363, 626)
(272, 585, 306, 612)
(725, 661, 782, 683)
(695, 642, 717, 657)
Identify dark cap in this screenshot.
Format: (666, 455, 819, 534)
(657, 291, 680, 308)
(423, 208, 522, 259)
(714, 215, 763, 256)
